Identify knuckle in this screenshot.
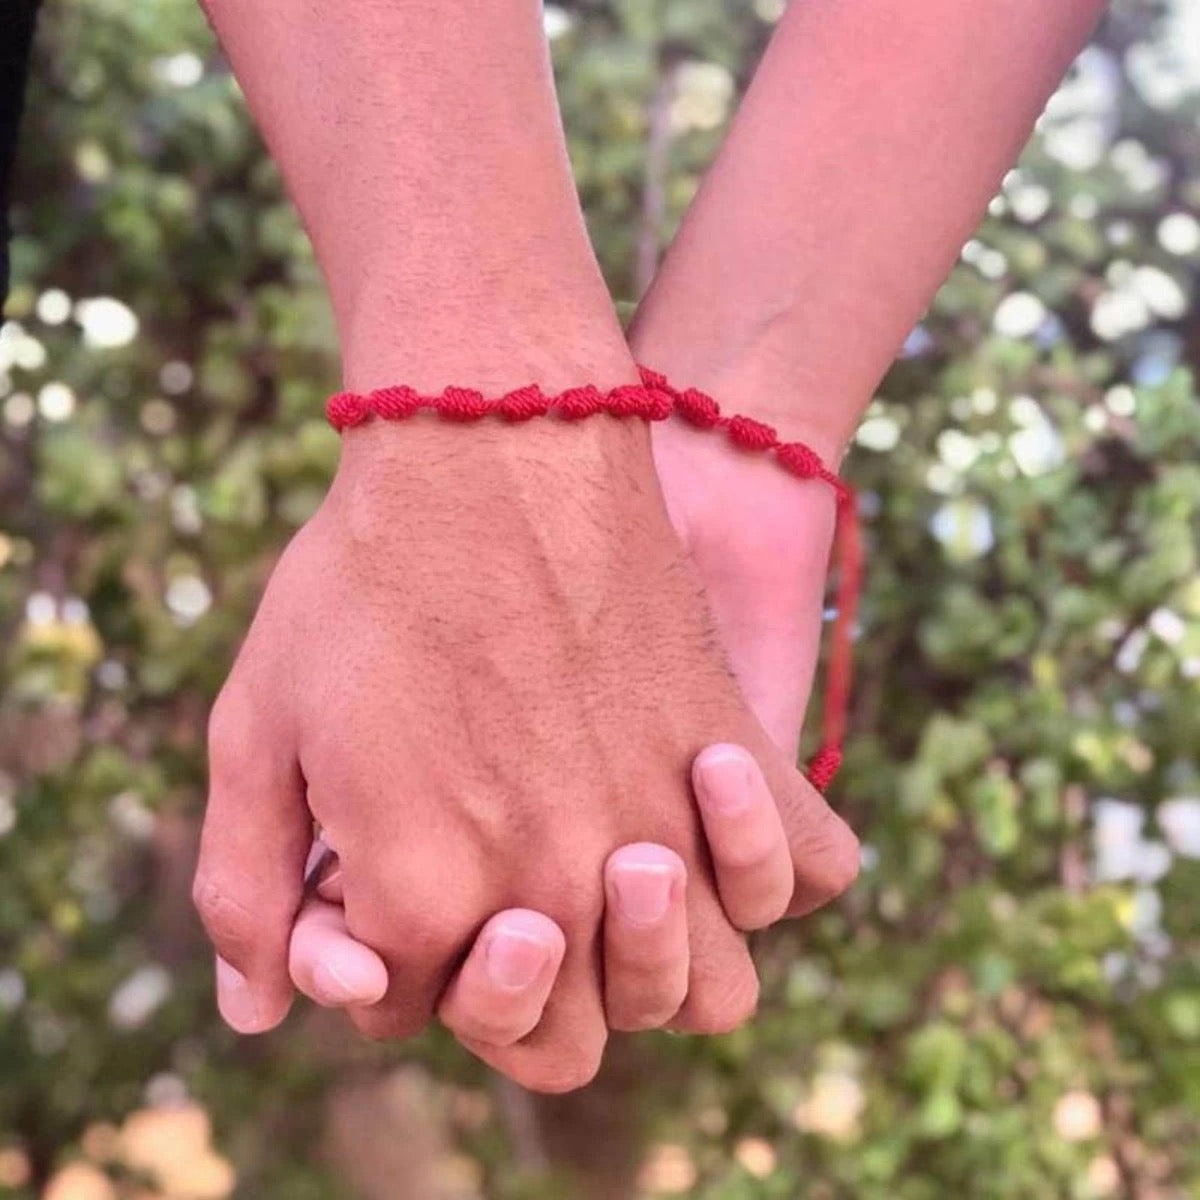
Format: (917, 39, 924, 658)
(608, 986, 686, 1033)
(205, 676, 279, 788)
(681, 970, 759, 1035)
(191, 875, 257, 955)
(350, 1004, 430, 1042)
(519, 1045, 605, 1095)
(443, 979, 537, 1048)
(532, 879, 603, 933)
(730, 886, 792, 933)
(390, 909, 468, 966)
(713, 829, 781, 873)
(205, 687, 243, 768)
(791, 814, 862, 911)
(606, 941, 675, 978)
(815, 817, 862, 897)
(350, 880, 476, 968)
(451, 1014, 526, 1049)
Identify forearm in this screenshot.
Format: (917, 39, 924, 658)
(630, 0, 1104, 456)
(202, 0, 632, 392)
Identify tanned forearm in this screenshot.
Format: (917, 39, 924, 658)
(202, 0, 633, 393)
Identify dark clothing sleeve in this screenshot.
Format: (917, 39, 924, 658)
(1, 0, 41, 307)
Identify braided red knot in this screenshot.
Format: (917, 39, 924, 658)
(327, 365, 861, 791)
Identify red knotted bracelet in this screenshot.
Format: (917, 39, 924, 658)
(327, 365, 860, 791)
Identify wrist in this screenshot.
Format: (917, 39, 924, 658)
(629, 322, 863, 465)
(652, 415, 837, 571)
(325, 405, 676, 567)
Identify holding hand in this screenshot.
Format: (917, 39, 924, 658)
(194, 414, 855, 1091)
(270, 403, 856, 1090)
(289, 742, 802, 1090)
(192, 0, 1103, 1099)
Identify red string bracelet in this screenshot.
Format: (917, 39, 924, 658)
(326, 365, 861, 791)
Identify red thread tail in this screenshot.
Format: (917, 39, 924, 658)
(825, 490, 861, 747)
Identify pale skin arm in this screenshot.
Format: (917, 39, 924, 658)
(632, 0, 1107, 453)
(635, 0, 1106, 746)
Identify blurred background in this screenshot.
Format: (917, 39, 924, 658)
(2, 0, 1200, 1197)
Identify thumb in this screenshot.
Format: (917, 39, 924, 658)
(289, 898, 389, 1008)
(193, 690, 312, 1033)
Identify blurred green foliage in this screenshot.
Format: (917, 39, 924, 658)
(2, 1, 1199, 1197)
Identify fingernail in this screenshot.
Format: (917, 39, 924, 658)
(312, 955, 382, 1006)
(216, 956, 264, 1033)
(695, 747, 755, 816)
(611, 862, 674, 926)
(485, 927, 551, 991)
